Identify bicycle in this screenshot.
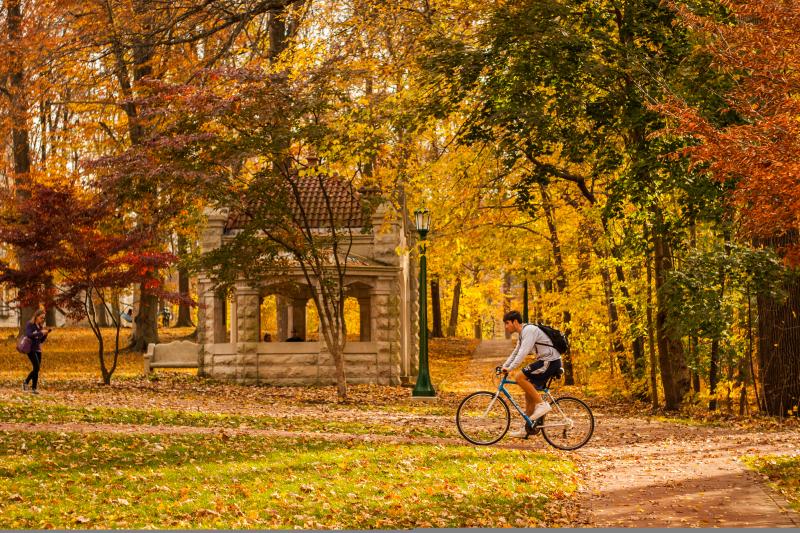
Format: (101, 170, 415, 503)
(455, 366, 594, 450)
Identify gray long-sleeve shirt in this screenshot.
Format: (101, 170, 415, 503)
(502, 324, 561, 370)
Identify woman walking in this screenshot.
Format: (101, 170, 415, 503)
(23, 309, 51, 394)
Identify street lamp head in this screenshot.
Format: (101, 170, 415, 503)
(414, 208, 431, 236)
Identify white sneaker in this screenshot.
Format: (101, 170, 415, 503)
(530, 402, 552, 420)
(507, 427, 528, 439)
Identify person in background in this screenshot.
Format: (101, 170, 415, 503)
(23, 309, 52, 394)
(120, 308, 133, 328)
(286, 328, 303, 342)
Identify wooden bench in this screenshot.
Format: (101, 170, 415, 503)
(144, 341, 199, 373)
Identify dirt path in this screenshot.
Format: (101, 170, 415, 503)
(570, 412, 800, 527)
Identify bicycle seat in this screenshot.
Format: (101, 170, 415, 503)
(542, 367, 564, 389)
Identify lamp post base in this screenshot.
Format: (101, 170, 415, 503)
(410, 393, 438, 400)
(411, 384, 437, 398)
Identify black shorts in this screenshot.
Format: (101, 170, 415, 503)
(521, 359, 563, 390)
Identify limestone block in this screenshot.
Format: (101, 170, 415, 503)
(239, 352, 258, 366)
(260, 353, 318, 366)
(258, 365, 318, 380)
(342, 353, 375, 364)
(316, 365, 337, 379)
(213, 354, 237, 367)
(240, 365, 259, 380)
(236, 292, 261, 343)
(317, 352, 335, 366)
(212, 365, 237, 380)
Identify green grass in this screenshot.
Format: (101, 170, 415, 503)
(742, 455, 800, 512)
(0, 400, 454, 439)
(0, 431, 577, 529)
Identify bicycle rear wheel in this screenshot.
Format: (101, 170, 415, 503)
(541, 396, 594, 450)
(456, 391, 510, 445)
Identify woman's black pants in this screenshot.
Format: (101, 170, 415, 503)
(25, 351, 41, 390)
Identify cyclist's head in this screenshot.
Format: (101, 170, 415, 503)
(502, 310, 522, 324)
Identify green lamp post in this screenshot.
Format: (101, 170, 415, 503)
(412, 207, 436, 397)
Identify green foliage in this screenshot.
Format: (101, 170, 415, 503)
(664, 243, 786, 339)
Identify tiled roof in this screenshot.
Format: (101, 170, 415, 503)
(226, 173, 368, 231)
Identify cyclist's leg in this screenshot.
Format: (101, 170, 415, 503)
(512, 370, 543, 415)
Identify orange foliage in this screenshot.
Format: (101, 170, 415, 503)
(663, 1, 800, 261)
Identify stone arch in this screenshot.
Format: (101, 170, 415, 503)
(256, 282, 313, 342)
(346, 281, 374, 342)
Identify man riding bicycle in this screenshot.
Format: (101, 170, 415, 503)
(500, 310, 563, 438)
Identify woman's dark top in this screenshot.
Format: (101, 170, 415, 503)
(24, 322, 49, 353)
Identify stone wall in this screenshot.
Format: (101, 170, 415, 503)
(200, 341, 393, 385)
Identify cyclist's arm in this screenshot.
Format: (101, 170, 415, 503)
(501, 345, 520, 372)
(503, 326, 537, 371)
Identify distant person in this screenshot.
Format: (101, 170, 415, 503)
(286, 328, 303, 342)
(263, 332, 272, 342)
(160, 307, 171, 327)
(23, 309, 52, 395)
(120, 308, 133, 328)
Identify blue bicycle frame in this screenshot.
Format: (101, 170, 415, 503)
(489, 372, 564, 430)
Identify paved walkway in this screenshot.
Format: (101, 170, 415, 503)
(470, 339, 515, 360)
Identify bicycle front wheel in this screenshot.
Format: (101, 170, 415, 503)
(541, 396, 594, 450)
(456, 391, 510, 445)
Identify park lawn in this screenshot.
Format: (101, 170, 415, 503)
(742, 455, 800, 512)
(0, 430, 578, 529)
(0, 400, 454, 439)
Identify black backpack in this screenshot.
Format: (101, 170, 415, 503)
(531, 323, 570, 354)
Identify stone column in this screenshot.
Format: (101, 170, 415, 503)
(276, 295, 289, 341)
(373, 278, 402, 385)
(197, 208, 229, 376)
(291, 298, 308, 340)
(358, 297, 371, 341)
(235, 283, 260, 384)
(229, 297, 238, 344)
(370, 201, 409, 383)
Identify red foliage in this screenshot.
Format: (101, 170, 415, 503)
(0, 183, 177, 320)
(662, 1, 800, 262)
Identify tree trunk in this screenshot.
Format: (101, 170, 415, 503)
(600, 264, 629, 376)
(94, 295, 109, 327)
(690, 336, 701, 393)
(709, 232, 731, 411)
(132, 288, 159, 352)
(646, 248, 659, 409)
(7, 0, 37, 332)
(614, 262, 646, 377)
(430, 277, 443, 337)
(756, 232, 800, 417)
(652, 221, 690, 410)
(447, 277, 461, 337)
(503, 271, 512, 339)
(708, 339, 720, 411)
(746, 284, 762, 412)
(539, 182, 574, 384)
(175, 235, 194, 327)
(105, 0, 161, 351)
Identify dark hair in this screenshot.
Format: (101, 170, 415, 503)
(29, 309, 46, 324)
(503, 310, 523, 323)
